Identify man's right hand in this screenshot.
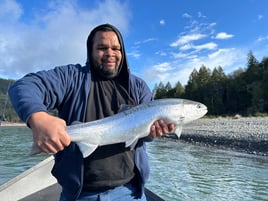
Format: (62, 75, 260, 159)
(28, 111, 71, 154)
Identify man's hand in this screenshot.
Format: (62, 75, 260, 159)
(28, 111, 71, 154)
(149, 119, 175, 139)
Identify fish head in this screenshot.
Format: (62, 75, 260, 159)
(181, 99, 207, 124)
(158, 98, 207, 125)
(158, 98, 207, 138)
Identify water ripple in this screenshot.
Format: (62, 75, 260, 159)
(146, 139, 268, 201)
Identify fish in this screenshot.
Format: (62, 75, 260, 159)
(31, 98, 207, 158)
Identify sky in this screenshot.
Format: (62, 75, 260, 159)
(1, 0, 268, 89)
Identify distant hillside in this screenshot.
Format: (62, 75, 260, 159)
(0, 78, 19, 122)
(0, 78, 15, 94)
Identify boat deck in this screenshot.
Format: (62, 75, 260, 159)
(19, 183, 164, 201)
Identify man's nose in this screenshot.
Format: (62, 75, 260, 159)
(104, 48, 113, 56)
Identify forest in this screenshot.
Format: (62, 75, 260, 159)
(1, 51, 268, 122)
(153, 51, 268, 116)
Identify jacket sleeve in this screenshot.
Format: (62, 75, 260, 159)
(129, 74, 153, 105)
(8, 65, 75, 123)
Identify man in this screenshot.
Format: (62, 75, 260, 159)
(8, 24, 174, 201)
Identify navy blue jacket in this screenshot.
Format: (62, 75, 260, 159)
(8, 64, 153, 200)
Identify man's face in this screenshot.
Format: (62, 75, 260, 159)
(92, 31, 122, 78)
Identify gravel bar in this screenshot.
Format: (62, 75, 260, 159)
(167, 117, 268, 156)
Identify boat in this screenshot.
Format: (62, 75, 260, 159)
(0, 156, 165, 201)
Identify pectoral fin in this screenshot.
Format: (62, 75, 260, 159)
(29, 143, 41, 156)
(125, 138, 139, 150)
(76, 142, 98, 158)
(174, 126, 183, 138)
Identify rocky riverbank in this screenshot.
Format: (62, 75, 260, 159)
(173, 117, 268, 156)
(2, 117, 268, 156)
(0, 121, 26, 126)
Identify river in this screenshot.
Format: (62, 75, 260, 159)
(0, 126, 268, 201)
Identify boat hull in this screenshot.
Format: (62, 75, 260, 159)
(0, 156, 164, 201)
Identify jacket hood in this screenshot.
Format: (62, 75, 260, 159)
(86, 24, 130, 82)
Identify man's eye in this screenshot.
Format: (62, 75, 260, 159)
(113, 48, 121, 51)
(98, 47, 107, 51)
(97, 47, 121, 52)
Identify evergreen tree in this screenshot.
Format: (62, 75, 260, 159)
(173, 81, 184, 98)
(154, 82, 166, 99)
(244, 52, 264, 114)
(260, 57, 268, 112)
(206, 66, 227, 115)
(185, 68, 199, 100)
(245, 51, 262, 83)
(165, 82, 172, 92)
(165, 82, 174, 98)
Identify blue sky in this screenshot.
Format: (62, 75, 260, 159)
(1, 0, 268, 89)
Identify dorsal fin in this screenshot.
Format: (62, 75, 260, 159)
(118, 104, 133, 113)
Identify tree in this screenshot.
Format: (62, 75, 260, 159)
(206, 66, 227, 115)
(165, 82, 172, 92)
(173, 81, 184, 98)
(260, 57, 268, 112)
(245, 51, 262, 83)
(225, 72, 251, 114)
(244, 52, 266, 114)
(154, 82, 166, 99)
(197, 65, 211, 87)
(185, 69, 199, 100)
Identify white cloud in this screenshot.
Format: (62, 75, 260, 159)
(160, 19, 165, 25)
(257, 35, 268, 42)
(140, 8, 266, 89)
(0, 0, 131, 79)
(182, 13, 192, 19)
(171, 52, 189, 59)
(156, 51, 167, 56)
(170, 33, 207, 47)
(194, 42, 218, 50)
(0, 0, 23, 22)
(153, 62, 175, 73)
(127, 51, 141, 59)
(206, 48, 246, 71)
(197, 12, 206, 18)
(142, 62, 177, 86)
(180, 42, 217, 51)
(142, 47, 247, 88)
(134, 38, 157, 45)
(179, 44, 193, 51)
(215, 32, 234, 39)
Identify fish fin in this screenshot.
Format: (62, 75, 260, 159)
(174, 126, 183, 138)
(118, 104, 133, 113)
(125, 138, 139, 150)
(29, 143, 42, 156)
(76, 142, 98, 158)
(71, 121, 82, 125)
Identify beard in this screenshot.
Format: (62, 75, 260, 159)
(94, 64, 120, 79)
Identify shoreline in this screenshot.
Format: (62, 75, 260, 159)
(173, 117, 268, 156)
(2, 117, 268, 156)
(0, 121, 26, 126)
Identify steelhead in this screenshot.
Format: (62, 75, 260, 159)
(31, 98, 207, 157)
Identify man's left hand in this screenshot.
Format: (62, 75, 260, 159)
(149, 119, 175, 139)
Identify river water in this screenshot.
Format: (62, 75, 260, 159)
(0, 126, 268, 201)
